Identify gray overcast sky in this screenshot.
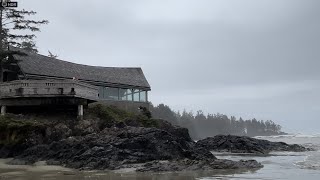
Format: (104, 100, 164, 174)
(19, 0, 319, 133)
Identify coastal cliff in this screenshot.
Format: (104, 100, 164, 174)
(0, 104, 262, 171)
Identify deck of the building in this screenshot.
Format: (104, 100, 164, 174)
(0, 80, 99, 103)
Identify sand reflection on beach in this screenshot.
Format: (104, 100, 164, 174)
(0, 158, 256, 180)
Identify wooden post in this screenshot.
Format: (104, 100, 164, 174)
(1, 106, 6, 116)
(77, 105, 83, 119)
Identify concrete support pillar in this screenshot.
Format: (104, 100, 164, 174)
(77, 105, 83, 119)
(1, 106, 7, 116)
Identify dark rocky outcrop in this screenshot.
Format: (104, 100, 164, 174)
(0, 105, 263, 171)
(196, 135, 310, 155)
(12, 126, 216, 170)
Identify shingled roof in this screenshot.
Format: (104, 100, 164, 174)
(11, 48, 151, 90)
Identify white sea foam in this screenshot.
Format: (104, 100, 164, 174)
(256, 133, 320, 172)
(255, 134, 296, 139)
(256, 133, 320, 139)
(295, 150, 320, 170)
(294, 134, 319, 138)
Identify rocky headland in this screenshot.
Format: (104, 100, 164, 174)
(0, 105, 263, 172)
(0, 105, 310, 171)
(1, 105, 310, 172)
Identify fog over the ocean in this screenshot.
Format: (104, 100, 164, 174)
(20, 0, 320, 133)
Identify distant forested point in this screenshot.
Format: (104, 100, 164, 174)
(150, 104, 286, 140)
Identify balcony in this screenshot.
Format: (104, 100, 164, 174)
(0, 80, 99, 101)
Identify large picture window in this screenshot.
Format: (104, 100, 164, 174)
(99, 87, 119, 100)
(119, 88, 132, 101)
(140, 91, 146, 102)
(99, 87, 147, 102)
(133, 89, 140, 102)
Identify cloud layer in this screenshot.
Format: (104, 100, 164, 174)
(20, 0, 320, 133)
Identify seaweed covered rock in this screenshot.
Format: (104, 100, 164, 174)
(196, 135, 310, 154)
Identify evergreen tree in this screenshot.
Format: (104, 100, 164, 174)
(0, 2, 48, 54)
(20, 41, 38, 53)
(0, 2, 48, 81)
(150, 103, 284, 139)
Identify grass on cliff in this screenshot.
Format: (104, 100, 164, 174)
(87, 104, 159, 128)
(0, 104, 159, 145)
(0, 115, 46, 145)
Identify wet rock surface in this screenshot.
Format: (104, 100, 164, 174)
(0, 111, 263, 172)
(196, 135, 310, 154)
(14, 126, 216, 170)
(137, 159, 262, 172)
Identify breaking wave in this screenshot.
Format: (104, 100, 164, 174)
(295, 150, 320, 170)
(256, 134, 320, 171)
(255, 133, 320, 139)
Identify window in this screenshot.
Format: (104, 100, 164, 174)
(98, 86, 147, 102)
(140, 91, 147, 102)
(119, 88, 132, 101)
(127, 89, 133, 101)
(119, 88, 127, 100)
(104, 87, 119, 100)
(133, 89, 140, 102)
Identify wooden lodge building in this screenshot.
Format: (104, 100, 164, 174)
(0, 47, 151, 118)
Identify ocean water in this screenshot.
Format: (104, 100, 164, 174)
(1, 134, 320, 180)
(208, 134, 320, 180)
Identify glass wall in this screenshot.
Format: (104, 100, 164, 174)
(99, 86, 147, 102)
(99, 87, 119, 100)
(106, 87, 119, 100)
(140, 91, 146, 102)
(133, 89, 140, 102)
(119, 88, 127, 100)
(119, 89, 133, 101)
